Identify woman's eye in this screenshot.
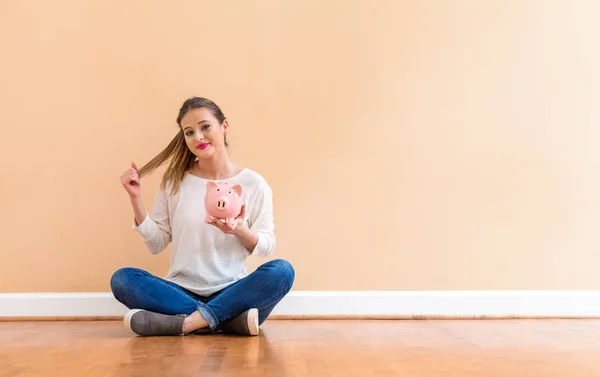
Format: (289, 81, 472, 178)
(202, 124, 210, 130)
(186, 131, 193, 136)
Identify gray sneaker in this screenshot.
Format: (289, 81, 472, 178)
(217, 308, 259, 336)
(123, 309, 185, 337)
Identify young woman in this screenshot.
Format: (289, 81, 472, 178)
(111, 97, 295, 337)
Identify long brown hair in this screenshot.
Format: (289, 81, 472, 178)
(136, 97, 228, 195)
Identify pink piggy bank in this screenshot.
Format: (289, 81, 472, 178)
(204, 181, 244, 224)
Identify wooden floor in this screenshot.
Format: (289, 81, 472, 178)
(1, 319, 600, 376)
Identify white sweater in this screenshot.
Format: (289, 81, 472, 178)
(132, 168, 276, 296)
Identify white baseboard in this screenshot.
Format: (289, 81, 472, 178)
(2, 291, 600, 318)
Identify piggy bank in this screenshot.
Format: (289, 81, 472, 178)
(204, 181, 244, 224)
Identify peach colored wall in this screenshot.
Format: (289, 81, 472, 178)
(1, 1, 599, 293)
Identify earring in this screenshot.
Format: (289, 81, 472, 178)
(194, 156, 199, 161)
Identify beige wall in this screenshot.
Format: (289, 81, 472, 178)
(1, 0, 599, 293)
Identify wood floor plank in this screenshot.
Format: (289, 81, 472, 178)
(1, 320, 599, 376)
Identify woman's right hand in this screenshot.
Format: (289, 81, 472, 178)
(121, 161, 141, 198)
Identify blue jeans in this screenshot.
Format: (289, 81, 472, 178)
(110, 259, 295, 330)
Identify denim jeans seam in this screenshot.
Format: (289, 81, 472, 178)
(260, 288, 290, 311)
(267, 278, 293, 310)
(226, 284, 288, 317)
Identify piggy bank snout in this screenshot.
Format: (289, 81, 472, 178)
(215, 196, 230, 211)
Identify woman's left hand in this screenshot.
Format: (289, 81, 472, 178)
(209, 204, 247, 234)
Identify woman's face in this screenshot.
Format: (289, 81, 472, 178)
(180, 107, 228, 159)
